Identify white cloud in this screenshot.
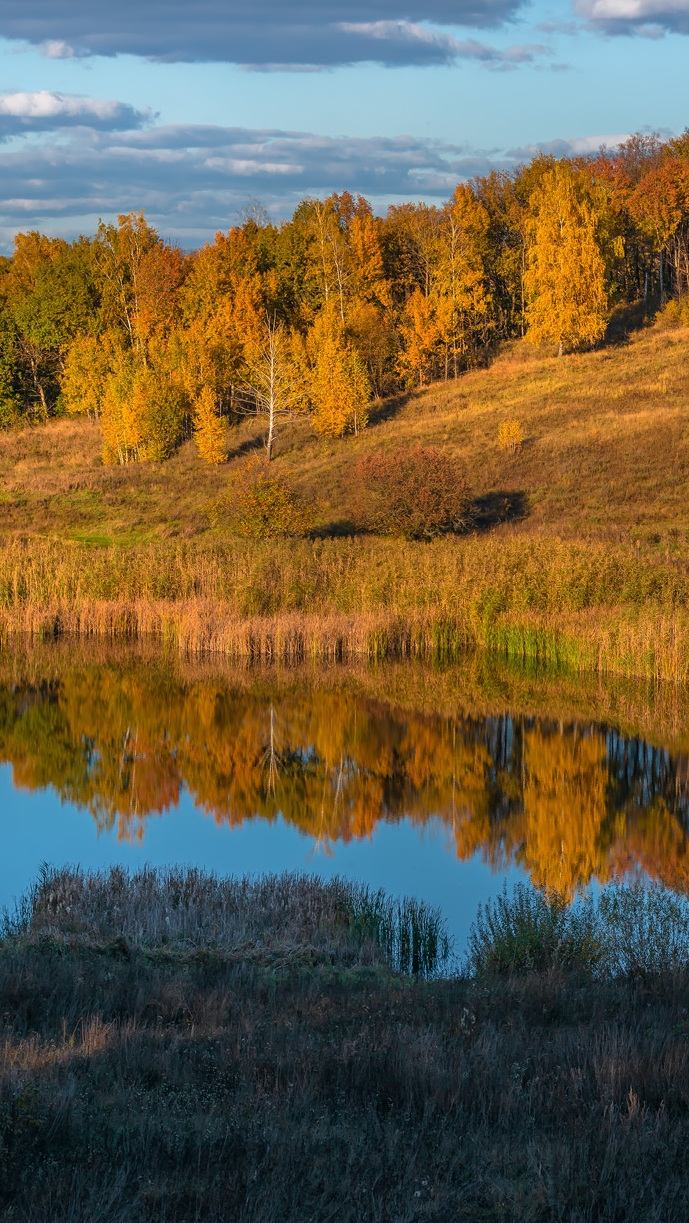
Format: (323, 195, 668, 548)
(575, 0, 689, 31)
(0, 91, 149, 134)
(40, 40, 82, 59)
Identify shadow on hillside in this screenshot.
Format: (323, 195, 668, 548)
(367, 392, 413, 427)
(225, 433, 265, 463)
(471, 490, 529, 531)
(314, 491, 529, 540)
(604, 297, 659, 346)
(313, 518, 358, 539)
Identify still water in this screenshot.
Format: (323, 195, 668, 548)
(2, 644, 689, 948)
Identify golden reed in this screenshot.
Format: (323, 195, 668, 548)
(1, 536, 688, 681)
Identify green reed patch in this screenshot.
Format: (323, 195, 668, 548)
(467, 880, 689, 979)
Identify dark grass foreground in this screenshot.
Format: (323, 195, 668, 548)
(3, 870, 689, 1221)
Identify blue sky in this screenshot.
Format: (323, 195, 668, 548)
(0, 0, 686, 249)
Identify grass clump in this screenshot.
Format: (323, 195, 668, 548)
(4, 864, 452, 978)
(467, 880, 689, 980)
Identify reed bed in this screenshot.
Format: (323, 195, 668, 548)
(1, 535, 689, 681)
(6, 864, 452, 978)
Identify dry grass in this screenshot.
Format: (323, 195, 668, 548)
(3, 868, 689, 1221)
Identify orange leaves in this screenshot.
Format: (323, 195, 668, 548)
(397, 287, 442, 387)
(627, 157, 689, 252)
(193, 385, 226, 465)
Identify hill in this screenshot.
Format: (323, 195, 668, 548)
(1, 315, 688, 547)
(0, 317, 688, 680)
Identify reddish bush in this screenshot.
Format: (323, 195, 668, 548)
(354, 445, 470, 540)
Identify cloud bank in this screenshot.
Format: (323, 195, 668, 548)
(0, 0, 539, 67)
(0, 92, 634, 249)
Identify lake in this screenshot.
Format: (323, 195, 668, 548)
(2, 641, 688, 950)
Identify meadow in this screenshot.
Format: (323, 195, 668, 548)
(1, 313, 689, 679)
(3, 866, 689, 1221)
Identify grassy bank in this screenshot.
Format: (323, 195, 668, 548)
(1, 534, 689, 679)
(3, 868, 689, 1221)
(2, 319, 689, 680)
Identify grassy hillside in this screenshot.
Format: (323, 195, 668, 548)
(1, 315, 688, 546)
(0, 316, 688, 677)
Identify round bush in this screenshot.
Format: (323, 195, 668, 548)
(354, 445, 470, 540)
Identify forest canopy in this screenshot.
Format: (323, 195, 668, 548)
(1, 131, 687, 464)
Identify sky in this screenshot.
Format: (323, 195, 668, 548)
(0, 0, 685, 250)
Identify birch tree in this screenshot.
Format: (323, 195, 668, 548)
(525, 162, 607, 355)
(239, 316, 307, 461)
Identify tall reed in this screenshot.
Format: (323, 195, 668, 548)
(1, 535, 689, 680)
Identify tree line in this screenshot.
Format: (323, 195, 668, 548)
(0, 129, 687, 463)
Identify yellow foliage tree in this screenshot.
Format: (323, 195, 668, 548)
(397, 287, 441, 387)
(308, 313, 371, 437)
(100, 350, 185, 465)
(193, 384, 225, 464)
(525, 162, 608, 355)
(61, 334, 110, 420)
(436, 185, 492, 376)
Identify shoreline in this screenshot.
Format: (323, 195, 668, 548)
(0, 532, 687, 680)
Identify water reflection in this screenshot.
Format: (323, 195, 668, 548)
(1, 660, 689, 896)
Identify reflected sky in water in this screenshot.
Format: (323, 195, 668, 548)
(0, 765, 521, 950)
(1, 651, 688, 948)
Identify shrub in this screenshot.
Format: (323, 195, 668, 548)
(466, 881, 689, 980)
(466, 883, 604, 977)
(597, 882, 689, 977)
(213, 454, 313, 538)
(656, 298, 689, 329)
(354, 445, 470, 540)
(498, 418, 524, 453)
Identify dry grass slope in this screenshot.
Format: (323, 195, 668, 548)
(1, 318, 688, 678)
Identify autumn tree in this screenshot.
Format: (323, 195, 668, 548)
(525, 162, 608, 355)
(397, 288, 442, 387)
(435, 185, 492, 376)
(238, 316, 308, 460)
(308, 310, 371, 437)
(193, 384, 225, 464)
(3, 232, 98, 417)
